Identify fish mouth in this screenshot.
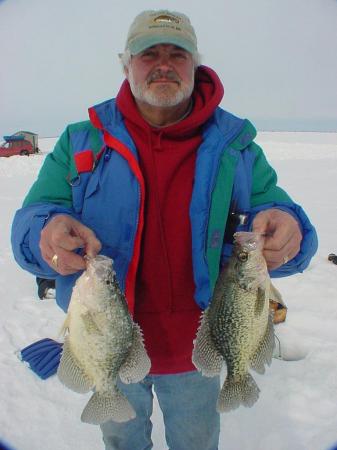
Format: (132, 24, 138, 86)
(86, 255, 115, 282)
(234, 232, 264, 251)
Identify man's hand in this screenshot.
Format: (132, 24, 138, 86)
(40, 215, 102, 275)
(252, 209, 302, 270)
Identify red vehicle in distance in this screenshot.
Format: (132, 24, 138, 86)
(0, 131, 39, 157)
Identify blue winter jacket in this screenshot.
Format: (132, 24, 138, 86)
(11, 100, 318, 312)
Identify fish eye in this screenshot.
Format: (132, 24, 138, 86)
(105, 280, 111, 285)
(238, 251, 248, 262)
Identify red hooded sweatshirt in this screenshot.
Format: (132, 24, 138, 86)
(116, 66, 224, 374)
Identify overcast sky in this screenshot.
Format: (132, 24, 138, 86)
(1, 0, 336, 138)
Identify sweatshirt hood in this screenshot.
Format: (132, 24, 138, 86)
(116, 65, 224, 137)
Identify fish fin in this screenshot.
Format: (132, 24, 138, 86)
(250, 314, 275, 374)
(82, 311, 103, 335)
(81, 389, 136, 424)
(255, 287, 267, 316)
(217, 373, 260, 412)
(192, 310, 223, 377)
(59, 314, 70, 338)
(57, 338, 93, 393)
(119, 323, 151, 384)
(269, 283, 284, 305)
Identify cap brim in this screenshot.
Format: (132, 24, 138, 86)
(128, 34, 196, 55)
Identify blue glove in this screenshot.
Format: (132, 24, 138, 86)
(19, 338, 63, 380)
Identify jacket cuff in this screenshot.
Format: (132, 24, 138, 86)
(11, 203, 79, 277)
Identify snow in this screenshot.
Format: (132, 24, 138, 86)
(1, 133, 337, 450)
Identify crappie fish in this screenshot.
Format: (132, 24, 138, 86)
(192, 232, 275, 412)
(57, 255, 151, 424)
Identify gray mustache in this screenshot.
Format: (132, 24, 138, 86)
(147, 70, 180, 83)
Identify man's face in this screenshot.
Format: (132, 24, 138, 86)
(125, 44, 195, 108)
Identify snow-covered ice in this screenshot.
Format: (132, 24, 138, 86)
(1, 133, 337, 450)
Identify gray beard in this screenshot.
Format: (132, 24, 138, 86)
(128, 70, 194, 108)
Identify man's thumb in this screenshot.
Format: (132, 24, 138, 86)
(78, 225, 101, 257)
(252, 211, 269, 234)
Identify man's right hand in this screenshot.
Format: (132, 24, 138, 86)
(39, 215, 102, 275)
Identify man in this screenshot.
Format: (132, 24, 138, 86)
(11, 9, 317, 450)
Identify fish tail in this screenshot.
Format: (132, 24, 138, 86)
(217, 373, 260, 412)
(81, 388, 136, 425)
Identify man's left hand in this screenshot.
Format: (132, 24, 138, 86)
(252, 209, 302, 270)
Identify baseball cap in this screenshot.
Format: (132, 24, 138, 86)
(125, 10, 198, 55)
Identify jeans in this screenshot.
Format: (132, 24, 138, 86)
(100, 371, 220, 450)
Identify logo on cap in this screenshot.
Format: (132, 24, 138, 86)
(153, 14, 180, 24)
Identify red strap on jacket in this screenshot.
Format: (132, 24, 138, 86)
(73, 148, 105, 173)
(74, 150, 94, 173)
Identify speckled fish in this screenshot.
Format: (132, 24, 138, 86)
(57, 255, 151, 424)
(192, 231, 275, 412)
